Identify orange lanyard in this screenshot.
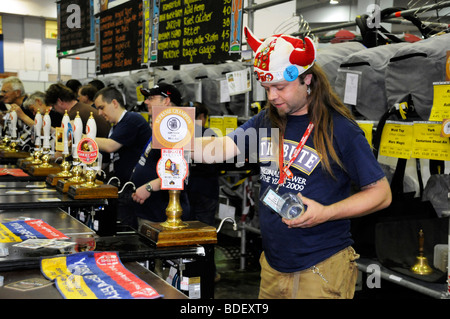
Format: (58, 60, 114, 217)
(277, 122, 314, 191)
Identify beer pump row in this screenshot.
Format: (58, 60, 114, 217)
(0, 109, 118, 200)
(1, 106, 220, 248)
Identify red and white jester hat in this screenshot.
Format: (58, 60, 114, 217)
(244, 26, 316, 83)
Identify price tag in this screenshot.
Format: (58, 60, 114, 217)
(429, 82, 450, 121)
(412, 121, 450, 161)
(379, 121, 413, 159)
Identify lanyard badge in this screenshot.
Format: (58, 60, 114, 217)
(261, 122, 314, 219)
(276, 122, 314, 192)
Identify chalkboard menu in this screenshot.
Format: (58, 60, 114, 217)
(57, 0, 93, 53)
(97, 0, 144, 74)
(151, 0, 241, 66)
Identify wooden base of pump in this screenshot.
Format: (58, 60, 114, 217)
(68, 183, 118, 199)
(28, 164, 62, 177)
(56, 178, 88, 193)
(46, 174, 69, 186)
(0, 149, 29, 159)
(139, 190, 217, 247)
(140, 220, 217, 247)
(46, 161, 73, 186)
(17, 157, 34, 168)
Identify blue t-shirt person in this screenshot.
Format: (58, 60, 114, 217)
(108, 111, 151, 184)
(228, 109, 385, 273)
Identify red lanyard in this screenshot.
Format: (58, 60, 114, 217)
(278, 122, 314, 189)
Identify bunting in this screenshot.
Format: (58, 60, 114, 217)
(0, 219, 68, 243)
(41, 251, 162, 299)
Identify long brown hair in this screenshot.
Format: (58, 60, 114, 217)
(266, 64, 356, 177)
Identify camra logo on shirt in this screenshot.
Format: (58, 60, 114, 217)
(259, 137, 321, 175)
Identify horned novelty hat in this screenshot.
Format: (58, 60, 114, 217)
(244, 26, 316, 83)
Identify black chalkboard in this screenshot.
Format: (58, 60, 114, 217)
(57, 0, 92, 53)
(97, 0, 145, 75)
(151, 0, 241, 66)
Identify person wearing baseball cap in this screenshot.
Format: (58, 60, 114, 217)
(140, 82, 182, 127)
(128, 82, 190, 228)
(191, 27, 391, 299)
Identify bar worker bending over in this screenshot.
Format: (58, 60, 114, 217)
(192, 27, 392, 299)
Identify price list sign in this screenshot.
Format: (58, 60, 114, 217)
(379, 121, 413, 159)
(412, 122, 450, 161)
(151, 0, 241, 66)
(97, 0, 144, 74)
(58, 0, 92, 53)
(429, 82, 450, 121)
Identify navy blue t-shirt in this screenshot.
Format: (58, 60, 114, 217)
(228, 110, 385, 273)
(109, 112, 151, 184)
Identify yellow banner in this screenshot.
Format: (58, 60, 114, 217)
(0, 223, 21, 243)
(412, 122, 450, 161)
(41, 256, 72, 280)
(379, 121, 413, 159)
(41, 256, 97, 299)
(429, 82, 450, 121)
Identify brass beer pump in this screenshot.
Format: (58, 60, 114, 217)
(56, 112, 85, 192)
(28, 111, 63, 176)
(160, 190, 188, 229)
(411, 229, 433, 275)
(5, 110, 18, 152)
(79, 113, 98, 189)
(29, 112, 44, 164)
(67, 114, 118, 199)
(138, 106, 217, 247)
(47, 111, 72, 185)
(0, 109, 14, 150)
(37, 110, 53, 168)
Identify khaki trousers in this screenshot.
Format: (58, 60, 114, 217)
(258, 246, 359, 299)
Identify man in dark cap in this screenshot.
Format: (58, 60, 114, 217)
(140, 82, 182, 127)
(122, 83, 190, 228)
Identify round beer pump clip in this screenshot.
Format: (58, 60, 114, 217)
(76, 137, 99, 165)
(152, 107, 195, 149)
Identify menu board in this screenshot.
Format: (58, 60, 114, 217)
(412, 122, 450, 161)
(57, 0, 93, 53)
(97, 0, 145, 74)
(150, 0, 241, 66)
(379, 121, 413, 159)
